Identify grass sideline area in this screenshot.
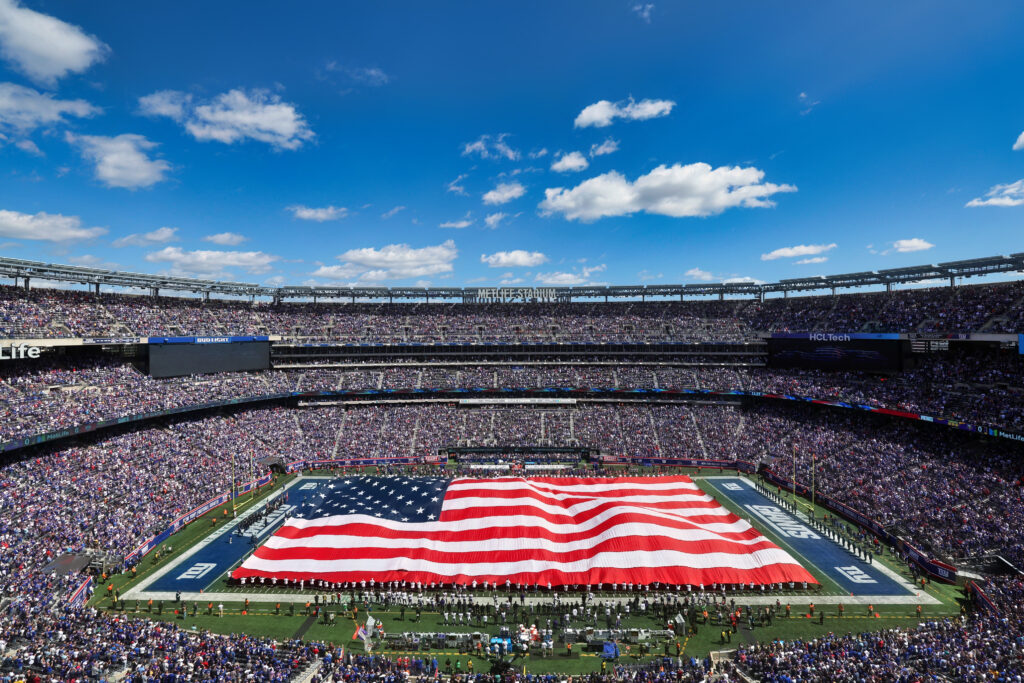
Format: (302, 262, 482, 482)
(96, 601, 965, 672)
(88, 469, 970, 673)
(89, 473, 296, 606)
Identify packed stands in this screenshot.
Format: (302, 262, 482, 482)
(3, 401, 1021, 613)
(3, 352, 1022, 446)
(1, 276, 1023, 342)
(1, 269, 1023, 681)
(0, 604, 323, 681)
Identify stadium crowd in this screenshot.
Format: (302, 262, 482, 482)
(2, 277, 1023, 680)
(0, 603, 323, 682)
(2, 276, 1023, 342)
(3, 401, 1021, 620)
(734, 611, 1023, 681)
(3, 349, 1022, 447)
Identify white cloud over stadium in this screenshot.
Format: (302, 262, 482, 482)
(313, 240, 458, 282)
(574, 97, 675, 128)
(540, 163, 796, 221)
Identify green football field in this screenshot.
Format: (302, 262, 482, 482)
(90, 470, 968, 673)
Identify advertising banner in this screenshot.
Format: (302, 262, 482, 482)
(67, 576, 93, 607)
(771, 332, 901, 340)
(305, 457, 419, 469)
(148, 336, 270, 344)
(968, 581, 1001, 615)
(82, 337, 146, 345)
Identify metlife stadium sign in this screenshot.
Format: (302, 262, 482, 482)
(0, 343, 41, 360)
(473, 287, 560, 303)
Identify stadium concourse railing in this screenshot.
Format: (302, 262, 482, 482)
(597, 454, 960, 585)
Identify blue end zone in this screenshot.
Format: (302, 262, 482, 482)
(149, 480, 325, 592)
(705, 477, 912, 596)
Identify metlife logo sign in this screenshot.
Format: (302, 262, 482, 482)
(0, 344, 41, 360)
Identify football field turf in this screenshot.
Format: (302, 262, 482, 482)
(99, 471, 965, 668)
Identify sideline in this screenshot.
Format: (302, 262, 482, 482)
(123, 476, 313, 600)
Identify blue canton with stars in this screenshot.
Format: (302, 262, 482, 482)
(294, 477, 452, 523)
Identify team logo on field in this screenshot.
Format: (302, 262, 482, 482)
(722, 483, 743, 491)
(835, 565, 877, 584)
(177, 562, 216, 580)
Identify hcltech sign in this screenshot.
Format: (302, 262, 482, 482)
(0, 343, 41, 360)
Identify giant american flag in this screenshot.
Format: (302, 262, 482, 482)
(232, 476, 816, 587)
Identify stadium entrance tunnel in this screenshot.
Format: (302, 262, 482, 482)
(258, 456, 287, 474)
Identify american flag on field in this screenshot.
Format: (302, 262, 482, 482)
(232, 476, 817, 587)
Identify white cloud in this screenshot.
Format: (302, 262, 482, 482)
(462, 133, 519, 160)
(484, 212, 507, 229)
(684, 267, 714, 282)
(381, 205, 406, 219)
(529, 148, 548, 159)
(0, 209, 105, 242)
(313, 240, 458, 282)
(535, 272, 587, 286)
(140, 88, 314, 150)
(892, 238, 935, 253)
(795, 256, 828, 264)
(480, 250, 548, 268)
(574, 97, 675, 128)
(551, 151, 589, 173)
(65, 133, 171, 189)
(112, 226, 178, 247)
(589, 138, 619, 157)
(723, 276, 765, 284)
(637, 269, 662, 281)
(68, 253, 110, 267)
(965, 179, 1024, 207)
(0, 82, 98, 136)
(447, 173, 468, 195)
(145, 246, 278, 276)
(535, 264, 606, 286)
(632, 3, 654, 22)
(14, 138, 40, 155)
(798, 91, 821, 115)
(761, 243, 836, 261)
(0, 0, 109, 85)
(138, 90, 191, 120)
(483, 181, 525, 205)
(203, 232, 247, 246)
(288, 205, 348, 221)
(440, 213, 473, 229)
(540, 162, 796, 221)
(499, 276, 524, 285)
(325, 63, 391, 86)
(1012, 131, 1024, 152)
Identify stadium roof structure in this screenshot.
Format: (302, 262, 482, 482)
(1, 253, 1023, 302)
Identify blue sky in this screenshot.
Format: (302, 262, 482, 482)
(1, 0, 1023, 290)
